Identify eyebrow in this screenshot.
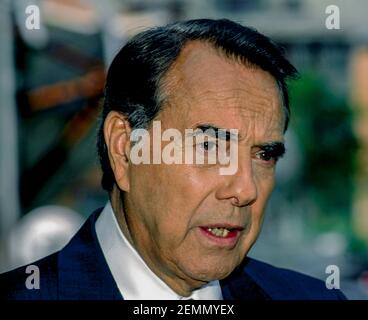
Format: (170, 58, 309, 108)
(192, 125, 238, 141)
(190, 124, 286, 156)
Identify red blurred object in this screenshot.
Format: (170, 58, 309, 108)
(358, 271, 368, 293)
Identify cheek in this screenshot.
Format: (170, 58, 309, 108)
(128, 165, 168, 230)
(253, 169, 275, 215)
(130, 164, 210, 233)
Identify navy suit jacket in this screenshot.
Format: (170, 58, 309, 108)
(1, 209, 346, 300)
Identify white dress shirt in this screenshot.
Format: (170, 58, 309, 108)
(95, 201, 223, 300)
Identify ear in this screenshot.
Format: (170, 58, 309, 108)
(104, 111, 131, 192)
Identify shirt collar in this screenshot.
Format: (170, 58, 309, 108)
(95, 201, 223, 300)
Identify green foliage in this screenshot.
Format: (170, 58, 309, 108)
(289, 72, 357, 222)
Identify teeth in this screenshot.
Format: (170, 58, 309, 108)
(207, 227, 230, 237)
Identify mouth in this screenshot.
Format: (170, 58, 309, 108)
(198, 224, 244, 247)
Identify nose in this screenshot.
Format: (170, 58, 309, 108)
(215, 160, 258, 207)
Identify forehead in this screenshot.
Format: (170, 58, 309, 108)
(159, 41, 285, 143)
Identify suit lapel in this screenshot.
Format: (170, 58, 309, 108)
(57, 209, 122, 300)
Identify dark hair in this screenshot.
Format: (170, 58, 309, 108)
(97, 18, 298, 192)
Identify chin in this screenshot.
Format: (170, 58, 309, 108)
(180, 257, 240, 282)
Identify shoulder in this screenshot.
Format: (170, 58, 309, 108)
(1, 208, 121, 300)
(0, 252, 59, 300)
(243, 257, 346, 300)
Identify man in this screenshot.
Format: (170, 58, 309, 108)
(1, 19, 346, 300)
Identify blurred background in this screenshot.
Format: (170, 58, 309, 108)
(0, 0, 367, 299)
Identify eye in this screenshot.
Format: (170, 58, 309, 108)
(254, 150, 278, 165)
(198, 140, 217, 151)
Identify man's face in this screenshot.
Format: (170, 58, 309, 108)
(121, 42, 285, 293)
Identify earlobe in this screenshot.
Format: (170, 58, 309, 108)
(103, 111, 131, 192)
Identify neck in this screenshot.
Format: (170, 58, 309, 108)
(109, 186, 207, 297)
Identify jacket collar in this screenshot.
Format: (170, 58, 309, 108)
(58, 208, 122, 300)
